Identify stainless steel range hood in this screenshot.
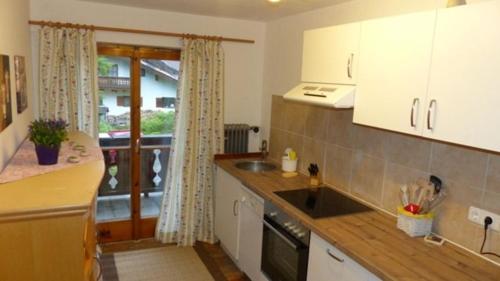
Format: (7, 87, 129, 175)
(283, 82, 355, 108)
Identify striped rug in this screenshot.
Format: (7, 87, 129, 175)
(101, 244, 224, 281)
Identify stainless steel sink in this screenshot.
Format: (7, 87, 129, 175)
(235, 160, 276, 172)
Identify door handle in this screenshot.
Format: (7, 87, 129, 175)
(427, 99, 437, 131)
(410, 98, 419, 128)
(135, 138, 140, 154)
(326, 249, 345, 263)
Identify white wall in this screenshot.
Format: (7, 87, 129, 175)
(260, 0, 490, 140)
(0, 0, 33, 171)
(30, 0, 266, 151)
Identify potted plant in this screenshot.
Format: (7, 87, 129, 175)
(29, 119, 68, 165)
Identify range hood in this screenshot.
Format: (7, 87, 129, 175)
(283, 82, 355, 108)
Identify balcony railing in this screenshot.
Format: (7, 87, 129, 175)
(99, 76, 130, 90)
(98, 135, 171, 197)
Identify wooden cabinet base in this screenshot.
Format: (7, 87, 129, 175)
(0, 133, 105, 281)
(0, 206, 97, 281)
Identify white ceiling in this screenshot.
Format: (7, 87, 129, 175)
(80, 0, 352, 21)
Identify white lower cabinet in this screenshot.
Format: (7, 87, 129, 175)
(238, 186, 267, 281)
(307, 233, 381, 281)
(215, 168, 268, 280)
(215, 168, 243, 260)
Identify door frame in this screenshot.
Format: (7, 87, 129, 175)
(96, 43, 180, 242)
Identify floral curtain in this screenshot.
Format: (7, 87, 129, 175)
(38, 26, 99, 138)
(156, 38, 225, 246)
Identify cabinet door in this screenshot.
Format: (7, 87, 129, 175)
(308, 233, 377, 281)
(238, 188, 265, 281)
(302, 22, 361, 85)
(307, 233, 345, 281)
(423, 1, 500, 152)
(215, 168, 242, 260)
(353, 11, 436, 136)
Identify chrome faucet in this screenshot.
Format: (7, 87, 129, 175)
(260, 140, 268, 159)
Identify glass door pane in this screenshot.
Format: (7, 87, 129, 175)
(139, 59, 179, 218)
(96, 55, 132, 222)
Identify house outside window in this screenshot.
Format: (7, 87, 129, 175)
(109, 64, 119, 77)
(156, 97, 176, 108)
(141, 68, 146, 77)
(117, 96, 142, 107)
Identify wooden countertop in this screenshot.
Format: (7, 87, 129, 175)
(0, 132, 105, 221)
(215, 158, 500, 281)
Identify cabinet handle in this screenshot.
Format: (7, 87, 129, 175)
(427, 99, 437, 131)
(326, 249, 345, 263)
(347, 53, 354, 79)
(410, 98, 419, 128)
(233, 199, 239, 216)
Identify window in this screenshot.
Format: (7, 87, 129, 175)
(156, 97, 176, 108)
(117, 96, 129, 107)
(141, 68, 146, 77)
(117, 96, 142, 107)
(109, 64, 119, 77)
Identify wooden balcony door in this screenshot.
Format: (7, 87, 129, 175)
(95, 43, 180, 242)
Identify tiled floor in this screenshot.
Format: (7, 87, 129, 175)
(97, 192, 163, 221)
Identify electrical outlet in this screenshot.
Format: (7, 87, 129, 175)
(468, 206, 500, 232)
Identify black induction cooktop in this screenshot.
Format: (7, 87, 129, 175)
(274, 187, 373, 219)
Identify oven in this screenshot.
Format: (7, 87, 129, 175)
(261, 202, 310, 281)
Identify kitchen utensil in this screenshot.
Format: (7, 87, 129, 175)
(416, 184, 434, 206)
(308, 163, 319, 176)
(404, 203, 420, 214)
(419, 199, 430, 214)
(409, 183, 421, 205)
(400, 185, 410, 206)
(308, 163, 320, 186)
(428, 191, 447, 212)
(430, 175, 443, 194)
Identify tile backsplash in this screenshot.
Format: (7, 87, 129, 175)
(269, 95, 500, 263)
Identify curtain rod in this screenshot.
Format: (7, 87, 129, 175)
(28, 20, 255, 44)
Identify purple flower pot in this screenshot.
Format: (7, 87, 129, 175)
(35, 144, 60, 165)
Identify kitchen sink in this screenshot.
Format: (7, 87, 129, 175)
(235, 160, 276, 172)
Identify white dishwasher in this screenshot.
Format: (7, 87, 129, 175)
(238, 186, 268, 281)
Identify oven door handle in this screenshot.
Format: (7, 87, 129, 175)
(263, 220, 299, 250)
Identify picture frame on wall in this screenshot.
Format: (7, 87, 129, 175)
(14, 55, 27, 114)
(0, 54, 12, 132)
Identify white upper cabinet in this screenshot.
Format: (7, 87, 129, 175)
(302, 22, 361, 85)
(353, 11, 436, 136)
(423, 1, 500, 152)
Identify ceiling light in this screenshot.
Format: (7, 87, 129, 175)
(268, 0, 281, 3)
